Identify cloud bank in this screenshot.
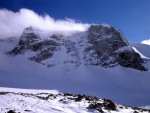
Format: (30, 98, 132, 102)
(0, 8, 89, 39)
(141, 39, 150, 45)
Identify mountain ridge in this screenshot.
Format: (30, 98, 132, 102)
(9, 25, 148, 71)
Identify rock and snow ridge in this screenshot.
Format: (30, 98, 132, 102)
(0, 87, 150, 113)
(9, 25, 148, 71)
(1, 24, 150, 107)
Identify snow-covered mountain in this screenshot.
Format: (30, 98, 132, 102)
(9, 25, 148, 71)
(0, 24, 150, 109)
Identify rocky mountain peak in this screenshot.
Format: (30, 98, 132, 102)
(85, 24, 148, 71)
(88, 24, 129, 50)
(9, 25, 148, 71)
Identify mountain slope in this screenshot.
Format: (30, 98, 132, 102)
(0, 25, 150, 107)
(0, 87, 150, 113)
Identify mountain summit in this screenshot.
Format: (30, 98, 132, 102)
(9, 25, 148, 71)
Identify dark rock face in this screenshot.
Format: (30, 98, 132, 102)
(115, 50, 148, 71)
(28, 39, 61, 62)
(84, 25, 148, 71)
(9, 27, 61, 63)
(7, 110, 16, 113)
(83, 25, 129, 67)
(103, 99, 116, 110)
(9, 27, 40, 55)
(88, 25, 129, 54)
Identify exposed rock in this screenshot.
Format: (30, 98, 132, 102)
(115, 49, 148, 71)
(9, 27, 61, 63)
(74, 94, 84, 102)
(87, 103, 104, 113)
(7, 110, 16, 113)
(9, 27, 40, 55)
(103, 99, 116, 110)
(84, 25, 148, 71)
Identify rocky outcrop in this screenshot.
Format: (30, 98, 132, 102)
(1, 91, 150, 113)
(9, 27, 61, 63)
(115, 48, 147, 71)
(9, 27, 41, 55)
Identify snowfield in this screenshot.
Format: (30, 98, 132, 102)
(0, 87, 150, 113)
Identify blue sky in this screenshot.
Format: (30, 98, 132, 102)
(0, 0, 150, 42)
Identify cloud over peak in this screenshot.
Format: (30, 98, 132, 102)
(141, 39, 150, 45)
(0, 8, 89, 39)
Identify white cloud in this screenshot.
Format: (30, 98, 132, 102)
(0, 8, 90, 39)
(141, 39, 150, 45)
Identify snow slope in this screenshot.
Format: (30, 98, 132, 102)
(131, 42, 150, 58)
(0, 87, 149, 113)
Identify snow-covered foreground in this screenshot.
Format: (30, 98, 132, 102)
(0, 87, 150, 113)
